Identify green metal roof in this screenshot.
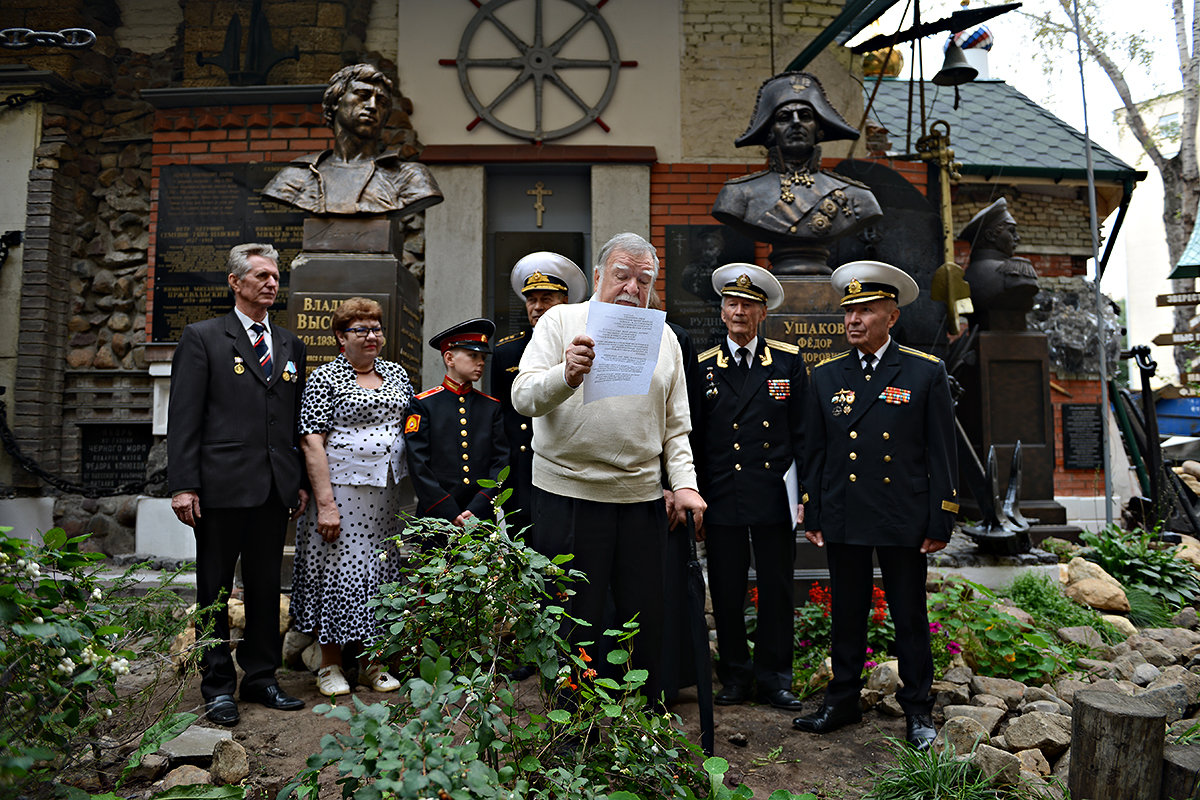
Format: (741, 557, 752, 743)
(1171, 211, 1200, 278)
(865, 78, 1142, 182)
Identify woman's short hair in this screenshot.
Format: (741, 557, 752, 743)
(332, 297, 383, 332)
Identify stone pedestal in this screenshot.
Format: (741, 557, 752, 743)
(762, 276, 849, 372)
(956, 331, 1067, 526)
(286, 218, 422, 385)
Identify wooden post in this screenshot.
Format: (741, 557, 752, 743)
(1161, 745, 1200, 800)
(1069, 690, 1165, 800)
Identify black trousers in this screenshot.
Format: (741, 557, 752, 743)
(824, 543, 933, 716)
(532, 487, 667, 702)
(194, 499, 288, 701)
(706, 522, 796, 692)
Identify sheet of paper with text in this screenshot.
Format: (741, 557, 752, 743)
(582, 300, 666, 404)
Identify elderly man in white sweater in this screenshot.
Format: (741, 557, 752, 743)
(512, 232, 706, 702)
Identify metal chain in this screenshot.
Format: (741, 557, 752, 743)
(0, 28, 97, 50)
(0, 395, 145, 498)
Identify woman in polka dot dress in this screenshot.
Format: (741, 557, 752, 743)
(293, 297, 413, 697)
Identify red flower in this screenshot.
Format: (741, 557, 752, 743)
(870, 585, 889, 624)
(748, 587, 760, 610)
(578, 647, 592, 663)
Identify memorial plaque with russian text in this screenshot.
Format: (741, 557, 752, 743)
(664, 225, 756, 351)
(81, 423, 153, 491)
(152, 163, 306, 341)
(1062, 403, 1103, 470)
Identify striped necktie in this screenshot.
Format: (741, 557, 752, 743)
(250, 322, 272, 378)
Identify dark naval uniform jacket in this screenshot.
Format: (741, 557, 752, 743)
(491, 329, 534, 529)
(403, 379, 510, 523)
(697, 338, 807, 525)
(802, 343, 958, 547)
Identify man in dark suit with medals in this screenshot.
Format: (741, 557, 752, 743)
(491, 253, 588, 536)
(792, 261, 958, 751)
(405, 319, 509, 530)
(168, 243, 308, 726)
(696, 263, 807, 712)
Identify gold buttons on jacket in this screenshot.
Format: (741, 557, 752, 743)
(883, 477, 891, 484)
(520, 423, 528, 431)
(735, 464, 742, 471)
(763, 442, 770, 448)
(849, 474, 857, 482)
(459, 417, 467, 424)
(884, 455, 892, 462)
(462, 453, 469, 461)
(762, 421, 770, 428)
(462, 478, 469, 485)
(732, 423, 739, 430)
(462, 465, 470, 472)
(849, 452, 857, 461)
(459, 406, 466, 414)
(461, 441, 468, 448)
(733, 443, 741, 451)
(460, 430, 467, 437)
(850, 431, 858, 439)
(764, 462, 770, 469)
(883, 432, 890, 440)
(520, 445, 527, 452)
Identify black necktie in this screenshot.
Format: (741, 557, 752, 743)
(862, 352, 875, 378)
(250, 322, 272, 378)
(736, 347, 750, 372)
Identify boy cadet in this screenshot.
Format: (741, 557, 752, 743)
(695, 263, 807, 712)
(491, 252, 588, 535)
(404, 319, 509, 529)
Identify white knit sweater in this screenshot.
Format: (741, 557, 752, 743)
(511, 301, 698, 503)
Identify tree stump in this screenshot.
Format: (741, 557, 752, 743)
(1162, 744, 1200, 800)
(1069, 690, 1165, 800)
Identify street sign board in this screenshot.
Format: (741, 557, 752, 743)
(1157, 292, 1200, 306)
(1153, 331, 1200, 346)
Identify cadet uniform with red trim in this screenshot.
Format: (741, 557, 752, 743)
(403, 320, 510, 523)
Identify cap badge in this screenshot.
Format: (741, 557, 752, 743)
(790, 74, 810, 92)
(736, 274, 751, 288)
(847, 278, 863, 295)
(529, 271, 545, 284)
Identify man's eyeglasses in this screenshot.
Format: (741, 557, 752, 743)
(344, 326, 384, 338)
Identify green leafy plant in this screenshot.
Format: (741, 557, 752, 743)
(286, 502, 709, 800)
(1080, 525, 1200, 610)
(691, 757, 817, 800)
(1004, 571, 1121, 645)
(929, 576, 1069, 684)
(1125, 585, 1174, 628)
(861, 737, 1064, 799)
(0, 526, 198, 796)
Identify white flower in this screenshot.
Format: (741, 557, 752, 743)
(32, 616, 43, 624)
(22, 561, 40, 578)
(379, 552, 387, 561)
(56, 657, 75, 675)
(91, 588, 102, 601)
(651, 745, 659, 754)
(111, 658, 130, 675)
(54, 647, 65, 657)
(16, 559, 25, 568)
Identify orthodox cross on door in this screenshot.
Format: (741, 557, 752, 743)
(526, 181, 552, 227)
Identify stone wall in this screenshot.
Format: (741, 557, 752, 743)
(952, 184, 1097, 258)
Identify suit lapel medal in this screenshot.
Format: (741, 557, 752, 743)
(767, 379, 789, 400)
(705, 365, 718, 399)
(881, 386, 911, 404)
(233, 356, 245, 375)
(282, 360, 297, 382)
(831, 388, 854, 416)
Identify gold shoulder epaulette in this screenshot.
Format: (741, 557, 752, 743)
(698, 345, 721, 363)
(725, 169, 769, 184)
(765, 338, 799, 355)
(899, 345, 941, 364)
(415, 386, 443, 399)
(497, 331, 526, 345)
(815, 350, 852, 368)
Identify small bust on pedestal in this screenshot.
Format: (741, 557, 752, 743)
(957, 197, 1038, 331)
(262, 63, 443, 218)
(711, 72, 882, 275)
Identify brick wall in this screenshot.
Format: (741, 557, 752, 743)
(951, 184, 1096, 257)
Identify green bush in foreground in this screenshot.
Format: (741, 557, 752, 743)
(1080, 525, 1200, 610)
(1004, 572, 1121, 644)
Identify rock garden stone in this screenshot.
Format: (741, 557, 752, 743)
(1053, 678, 1089, 704)
(1016, 748, 1051, 776)
(1112, 653, 1147, 682)
(933, 715, 990, 755)
(997, 604, 1035, 629)
(970, 676, 1026, 708)
(1065, 578, 1131, 612)
(1127, 634, 1177, 667)
(157, 725, 232, 760)
(1137, 682, 1191, 722)
(212, 738, 249, 785)
(943, 704, 1006, 734)
(968, 744, 1021, 785)
(942, 665, 973, 684)
(158, 765, 213, 789)
(1172, 606, 1199, 630)
(865, 661, 900, 694)
(1066, 556, 1122, 588)
(125, 752, 167, 783)
(1024, 699, 1067, 715)
(972, 693, 1008, 710)
(1057, 625, 1105, 649)
(1052, 748, 1071, 781)
(877, 695, 904, 717)
(1075, 657, 1116, 677)
(1149, 665, 1200, 707)
(1102, 614, 1138, 637)
(1132, 662, 1162, 686)
(932, 680, 970, 706)
(1142, 627, 1200, 654)
(1003, 711, 1072, 757)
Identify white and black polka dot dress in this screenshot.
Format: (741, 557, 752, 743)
(291, 354, 414, 646)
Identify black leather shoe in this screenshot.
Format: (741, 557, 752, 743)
(242, 684, 305, 711)
(906, 713, 937, 751)
(792, 703, 862, 734)
(758, 688, 804, 711)
(205, 694, 239, 726)
(715, 683, 751, 705)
